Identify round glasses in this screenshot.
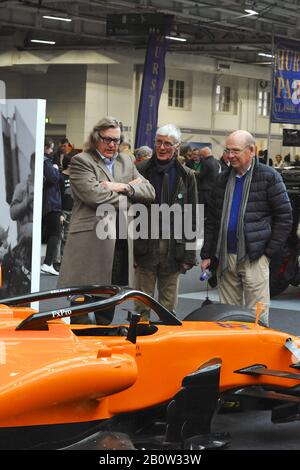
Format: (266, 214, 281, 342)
(224, 144, 250, 156)
(155, 140, 175, 149)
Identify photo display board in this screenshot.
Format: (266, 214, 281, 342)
(0, 99, 45, 299)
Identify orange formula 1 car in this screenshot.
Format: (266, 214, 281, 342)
(0, 285, 300, 450)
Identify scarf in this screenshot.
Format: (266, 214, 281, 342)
(216, 158, 255, 276)
(151, 155, 177, 205)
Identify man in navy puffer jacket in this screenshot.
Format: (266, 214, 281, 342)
(200, 130, 292, 325)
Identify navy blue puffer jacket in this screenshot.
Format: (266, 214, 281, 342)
(201, 159, 293, 262)
(43, 156, 62, 217)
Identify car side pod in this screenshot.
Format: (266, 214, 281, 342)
(165, 357, 230, 450)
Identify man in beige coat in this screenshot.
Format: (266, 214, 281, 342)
(58, 116, 155, 324)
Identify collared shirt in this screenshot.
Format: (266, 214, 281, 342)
(236, 163, 252, 178)
(96, 150, 118, 175)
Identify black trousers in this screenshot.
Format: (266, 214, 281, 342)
(42, 212, 61, 266)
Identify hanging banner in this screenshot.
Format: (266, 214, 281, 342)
(272, 41, 300, 124)
(134, 33, 169, 149)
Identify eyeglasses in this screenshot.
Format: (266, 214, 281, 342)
(224, 144, 250, 156)
(99, 135, 121, 145)
(155, 140, 176, 149)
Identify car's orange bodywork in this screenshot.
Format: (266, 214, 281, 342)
(0, 298, 299, 426)
(0, 285, 299, 449)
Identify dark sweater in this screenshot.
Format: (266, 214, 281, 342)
(43, 157, 62, 216)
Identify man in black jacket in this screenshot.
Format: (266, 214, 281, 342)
(197, 147, 220, 210)
(219, 148, 230, 172)
(135, 124, 198, 320)
(200, 130, 292, 325)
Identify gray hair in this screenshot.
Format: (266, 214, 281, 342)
(135, 145, 153, 159)
(84, 116, 123, 153)
(156, 124, 181, 143)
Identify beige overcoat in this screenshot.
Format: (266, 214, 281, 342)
(57, 151, 155, 288)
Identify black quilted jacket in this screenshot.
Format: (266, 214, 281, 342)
(200, 159, 293, 262)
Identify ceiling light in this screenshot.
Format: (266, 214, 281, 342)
(165, 35, 187, 42)
(244, 9, 258, 15)
(30, 39, 56, 45)
(258, 52, 274, 58)
(43, 15, 72, 22)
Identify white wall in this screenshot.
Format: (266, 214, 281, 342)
(158, 67, 300, 159)
(25, 65, 87, 148)
(159, 69, 213, 129)
(1, 65, 87, 148)
(2, 53, 300, 158)
(0, 70, 24, 98)
(84, 63, 134, 144)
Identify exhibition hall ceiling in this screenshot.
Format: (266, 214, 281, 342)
(0, 0, 300, 64)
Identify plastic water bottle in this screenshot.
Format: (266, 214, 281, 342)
(199, 269, 212, 282)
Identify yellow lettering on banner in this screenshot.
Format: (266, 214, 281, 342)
(285, 78, 292, 99)
(293, 53, 300, 72)
(276, 77, 293, 99)
(277, 49, 285, 71)
(277, 49, 300, 72)
(285, 50, 292, 71)
(146, 123, 152, 134)
(276, 77, 285, 98)
(152, 62, 159, 75)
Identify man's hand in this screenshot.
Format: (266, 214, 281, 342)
(100, 181, 128, 193)
(101, 177, 144, 195)
(201, 258, 211, 271)
(180, 262, 193, 274)
(128, 176, 143, 186)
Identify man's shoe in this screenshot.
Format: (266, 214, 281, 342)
(41, 263, 59, 276)
(53, 262, 61, 272)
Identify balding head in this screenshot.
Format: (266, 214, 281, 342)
(225, 130, 256, 175)
(227, 130, 256, 149)
(200, 147, 212, 159)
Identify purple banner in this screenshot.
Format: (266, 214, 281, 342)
(134, 34, 168, 148)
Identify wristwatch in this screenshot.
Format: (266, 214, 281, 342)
(123, 184, 134, 197)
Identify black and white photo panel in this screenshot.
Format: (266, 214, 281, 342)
(0, 99, 45, 298)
